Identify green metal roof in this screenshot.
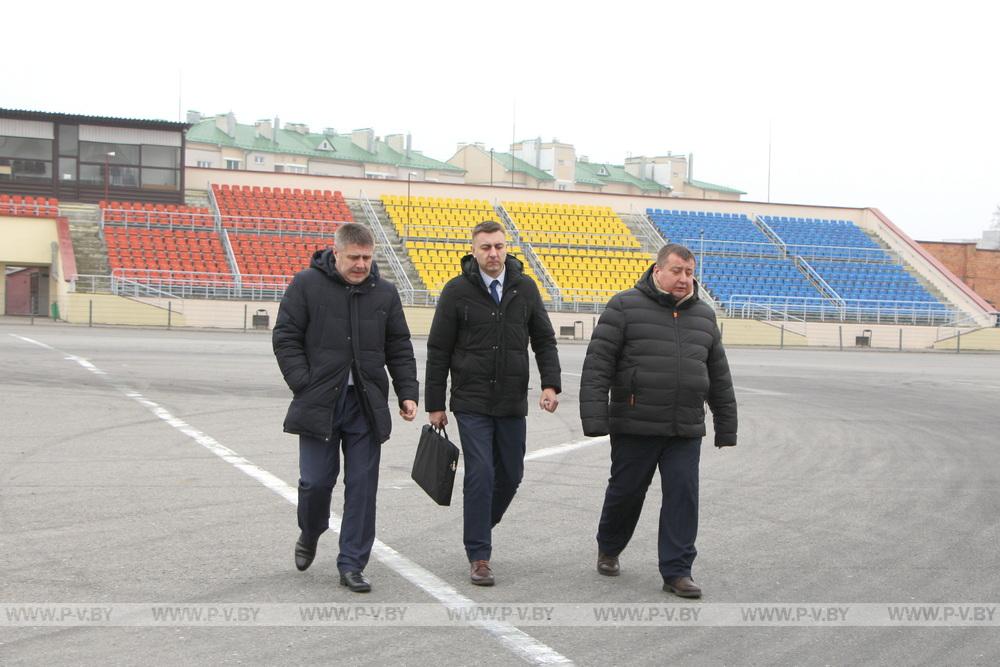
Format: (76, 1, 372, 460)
(186, 119, 463, 172)
(575, 161, 669, 193)
(686, 178, 745, 194)
(491, 151, 555, 181)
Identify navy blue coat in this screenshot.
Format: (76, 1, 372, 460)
(273, 249, 419, 444)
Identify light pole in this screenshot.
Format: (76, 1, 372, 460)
(699, 228, 705, 287)
(104, 151, 116, 203)
(406, 171, 417, 240)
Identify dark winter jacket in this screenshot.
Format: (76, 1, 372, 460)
(425, 254, 561, 417)
(579, 266, 737, 446)
(272, 249, 419, 444)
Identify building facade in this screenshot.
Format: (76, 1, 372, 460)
(185, 113, 464, 184)
(0, 108, 189, 204)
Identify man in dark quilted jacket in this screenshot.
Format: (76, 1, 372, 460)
(580, 243, 737, 598)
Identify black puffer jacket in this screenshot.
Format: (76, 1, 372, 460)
(425, 254, 561, 417)
(579, 266, 737, 446)
(273, 249, 419, 444)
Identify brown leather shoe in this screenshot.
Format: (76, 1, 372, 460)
(597, 552, 620, 576)
(470, 559, 495, 586)
(663, 576, 702, 598)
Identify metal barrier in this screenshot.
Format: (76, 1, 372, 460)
(100, 209, 217, 231)
(220, 215, 344, 237)
(726, 294, 960, 326)
(359, 191, 412, 293)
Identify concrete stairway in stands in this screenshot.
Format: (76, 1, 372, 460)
(59, 202, 109, 280)
(347, 198, 425, 291)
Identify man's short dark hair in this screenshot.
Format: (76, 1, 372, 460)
(656, 243, 695, 266)
(335, 222, 374, 249)
(472, 220, 504, 239)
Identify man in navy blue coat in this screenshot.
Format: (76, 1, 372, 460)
(273, 223, 418, 593)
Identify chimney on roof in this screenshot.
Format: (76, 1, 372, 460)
(579, 155, 589, 163)
(351, 128, 375, 153)
(187, 110, 202, 124)
(406, 133, 412, 157)
(255, 118, 274, 141)
(323, 127, 337, 136)
(215, 112, 236, 138)
(385, 133, 406, 153)
(287, 122, 309, 135)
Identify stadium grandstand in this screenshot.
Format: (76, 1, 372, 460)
(2, 106, 997, 345)
(380, 194, 548, 298)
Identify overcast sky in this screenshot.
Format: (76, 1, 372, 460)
(5, 0, 998, 241)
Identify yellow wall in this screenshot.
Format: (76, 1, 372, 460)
(42, 285, 1000, 353)
(933, 327, 1000, 351)
(0, 216, 58, 264)
(58, 293, 187, 327)
(720, 318, 808, 346)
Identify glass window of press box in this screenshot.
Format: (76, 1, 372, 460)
(0, 125, 181, 191)
(0, 136, 53, 182)
(77, 141, 180, 191)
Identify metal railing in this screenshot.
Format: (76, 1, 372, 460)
(207, 184, 223, 230)
(496, 203, 561, 301)
(495, 203, 523, 247)
(399, 223, 482, 242)
(795, 256, 844, 305)
(359, 191, 412, 293)
(0, 201, 60, 217)
(725, 294, 961, 326)
(100, 208, 217, 231)
(785, 243, 897, 264)
(631, 212, 666, 253)
(517, 229, 642, 251)
(69, 274, 114, 293)
(680, 238, 784, 258)
(219, 215, 345, 237)
(220, 227, 241, 286)
(753, 215, 787, 257)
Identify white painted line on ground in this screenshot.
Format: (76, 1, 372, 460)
(13, 334, 574, 666)
(736, 385, 787, 396)
(8, 333, 55, 350)
(561, 372, 783, 398)
(525, 436, 608, 461)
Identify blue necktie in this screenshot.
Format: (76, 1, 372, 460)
(489, 279, 501, 305)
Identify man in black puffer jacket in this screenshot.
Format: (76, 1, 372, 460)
(273, 223, 418, 593)
(426, 221, 561, 586)
(580, 243, 737, 599)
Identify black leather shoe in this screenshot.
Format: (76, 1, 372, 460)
(294, 534, 317, 572)
(663, 576, 702, 598)
(339, 571, 372, 593)
(597, 552, 620, 576)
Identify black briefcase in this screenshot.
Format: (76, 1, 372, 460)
(411, 424, 460, 506)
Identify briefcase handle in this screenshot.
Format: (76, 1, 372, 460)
(432, 424, 450, 442)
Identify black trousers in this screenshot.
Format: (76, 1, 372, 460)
(297, 387, 380, 573)
(454, 412, 527, 562)
(596, 434, 702, 580)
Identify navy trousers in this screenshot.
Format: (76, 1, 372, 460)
(596, 434, 702, 580)
(297, 387, 381, 573)
(454, 412, 527, 562)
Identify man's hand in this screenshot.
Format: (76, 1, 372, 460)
(428, 410, 448, 429)
(399, 400, 417, 421)
(539, 387, 559, 413)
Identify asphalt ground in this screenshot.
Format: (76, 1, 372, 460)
(2, 322, 999, 665)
